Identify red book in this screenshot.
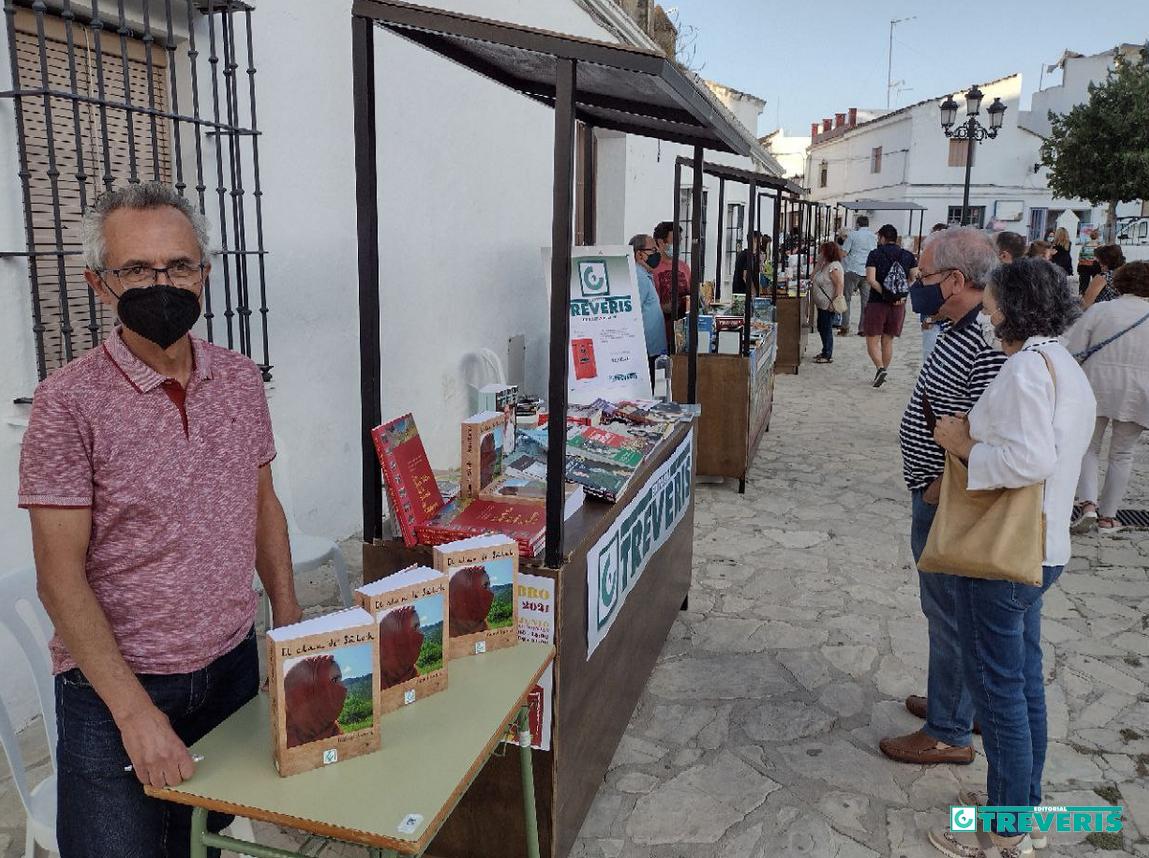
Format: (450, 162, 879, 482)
(571, 338, 598, 380)
(416, 497, 545, 558)
(372, 414, 445, 547)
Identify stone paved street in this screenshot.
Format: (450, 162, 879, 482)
(570, 328, 1149, 858)
(2, 328, 1148, 857)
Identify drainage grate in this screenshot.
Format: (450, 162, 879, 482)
(1071, 505, 1149, 530)
(1116, 509, 1149, 529)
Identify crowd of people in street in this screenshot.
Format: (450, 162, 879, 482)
(803, 220, 1149, 858)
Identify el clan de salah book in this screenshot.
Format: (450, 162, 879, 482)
(461, 411, 509, 498)
(266, 607, 381, 777)
(355, 565, 449, 715)
(432, 534, 520, 659)
(372, 414, 445, 547)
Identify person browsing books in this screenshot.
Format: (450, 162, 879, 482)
(630, 233, 670, 385)
(18, 182, 302, 858)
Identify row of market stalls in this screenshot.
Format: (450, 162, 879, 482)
(346, 3, 877, 855)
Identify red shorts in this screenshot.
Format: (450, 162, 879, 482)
(862, 301, 906, 337)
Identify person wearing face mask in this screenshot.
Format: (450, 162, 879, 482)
(879, 227, 1007, 768)
(18, 182, 300, 858)
(630, 233, 669, 385)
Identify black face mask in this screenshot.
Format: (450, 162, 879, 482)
(112, 284, 202, 349)
(645, 251, 662, 269)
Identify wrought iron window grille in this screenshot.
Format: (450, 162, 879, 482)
(1, 0, 272, 382)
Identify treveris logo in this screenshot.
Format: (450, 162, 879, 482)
(950, 807, 977, 832)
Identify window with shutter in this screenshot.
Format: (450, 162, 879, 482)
(11, 10, 171, 375)
(3, 4, 271, 381)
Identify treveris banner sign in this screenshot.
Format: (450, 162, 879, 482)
(587, 431, 693, 658)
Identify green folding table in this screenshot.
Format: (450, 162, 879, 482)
(148, 642, 555, 858)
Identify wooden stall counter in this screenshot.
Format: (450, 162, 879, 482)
(669, 332, 775, 492)
(773, 292, 810, 374)
(362, 420, 698, 858)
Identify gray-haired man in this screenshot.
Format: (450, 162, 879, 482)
(840, 215, 877, 335)
(20, 182, 300, 857)
(880, 227, 1006, 766)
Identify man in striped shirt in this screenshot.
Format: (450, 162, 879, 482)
(880, 227, 1007, 766)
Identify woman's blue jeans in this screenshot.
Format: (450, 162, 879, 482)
(955, 565, 1064, 822)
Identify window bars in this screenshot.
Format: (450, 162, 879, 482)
(1, 0, 270, 381)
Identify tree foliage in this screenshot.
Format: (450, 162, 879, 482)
(1040, 44, 1149, 232)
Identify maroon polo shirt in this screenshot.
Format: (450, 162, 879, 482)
(19, 329, 275, 675)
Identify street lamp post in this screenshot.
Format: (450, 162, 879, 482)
(939, 85, 1006, 226)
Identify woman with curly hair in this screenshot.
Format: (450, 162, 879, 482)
(930, 259, 1096, 858)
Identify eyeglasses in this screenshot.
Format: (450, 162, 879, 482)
(99, 261, 206, 288)
(915, 267, 957, 284)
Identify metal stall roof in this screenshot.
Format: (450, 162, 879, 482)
(675, 157, 805, 196)
(839, 199, 927, 211)
(352, 0, 761, 564)
(353, 0, 755, 155)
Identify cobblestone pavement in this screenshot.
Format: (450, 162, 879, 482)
(2, 328, 1148, 857)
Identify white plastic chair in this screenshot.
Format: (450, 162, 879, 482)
(267, 436, 352, 612)
(0, 566, 58, 857)
(0, 567, 257, 853)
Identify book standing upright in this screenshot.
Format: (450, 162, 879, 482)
(355, 566, 450, 714)
(266, 607, 381, 777)
(432, 534, 520, 659)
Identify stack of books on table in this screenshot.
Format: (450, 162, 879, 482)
(373, 410, 583, 559)
(517, 421, 658, 504)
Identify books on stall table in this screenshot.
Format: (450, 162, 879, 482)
(567, 425, 644, 469)
(517, 428, 636, 503)
(355, 566, 448, 714)
(267, 607, 381, 777)
(432, 534, 519, 659)
(462, 411, 509, 498)
(417, 495, 546, 557)
(372, 414, 445, 548)
(480, 473, 585, 515)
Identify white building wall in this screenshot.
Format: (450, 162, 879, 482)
(807, 75, 1096, 242)
(0, 0, 770, 724)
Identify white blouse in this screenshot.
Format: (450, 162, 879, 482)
(966, 339, 1096, 567)
(1063, 295, 1149, 428)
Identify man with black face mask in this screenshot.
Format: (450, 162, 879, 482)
(878, 227, 1006, 769)
(630, 233, 669, 384)
(19, 182, 301, 858)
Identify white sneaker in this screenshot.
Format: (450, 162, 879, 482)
(953, 791, 1048, 850)
(1071, 506, 1097, 534)
(929, 829, 1035, 858)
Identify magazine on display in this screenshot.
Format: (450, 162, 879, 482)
(372, 414, 445, 547)
(355, 566, 449, 715)
(267, 608, 381, 777)
(432, 534, 520, 659)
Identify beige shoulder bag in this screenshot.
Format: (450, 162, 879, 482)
(918, 351, 1055, 587)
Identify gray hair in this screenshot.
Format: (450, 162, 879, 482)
(80, 182, 210, 270)
(989, 258, 1081, 341)
(924, 226, 998, 288)
(628, 233, 654, 251)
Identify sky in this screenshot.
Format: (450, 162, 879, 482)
(667, 1, 1148, 137)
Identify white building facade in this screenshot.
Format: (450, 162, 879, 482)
(804, 75, 1100, 243)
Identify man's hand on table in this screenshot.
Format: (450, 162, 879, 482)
(117, 704, 196, 788)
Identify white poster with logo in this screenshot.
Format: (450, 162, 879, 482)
(503, 573, 555, 751)
(587, 431, 693, 658)
(546, 246, 652, 403)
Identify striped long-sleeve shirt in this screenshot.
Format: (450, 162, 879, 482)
(899, 308, 1007, 491)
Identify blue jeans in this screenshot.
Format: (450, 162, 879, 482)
(55, 627, 259, 858)
(911, 489, 975, 747)
(956, 565, 1063, 823)
(816, 308, 836, 358)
